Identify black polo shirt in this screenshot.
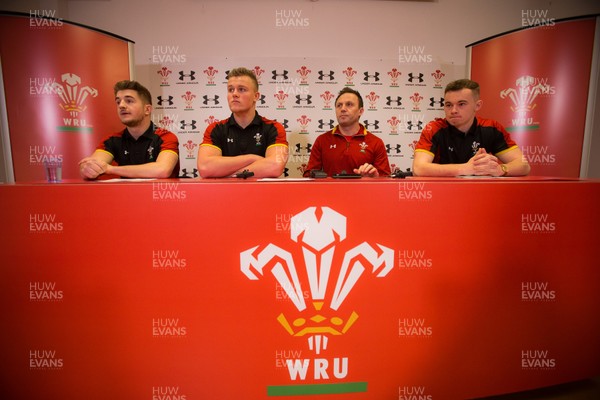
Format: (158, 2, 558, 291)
(200, 113, 288, 156)
(415, 117, 517, 164)
(97, 122, 180, 177)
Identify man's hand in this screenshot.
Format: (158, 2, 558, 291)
(470, 148, 503, 176)
(354, 163, 379, 177)
(79, 157, 108, 179)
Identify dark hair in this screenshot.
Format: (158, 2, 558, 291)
(335, 87, 364, 108)
(444, 79, 480, 99)
(227, 67, 259, 91)
(114, 80, 152, 105)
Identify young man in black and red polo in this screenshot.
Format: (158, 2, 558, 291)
(78, 80, 179, 179)
(413, 79, 530, 177)
(197, 67, 288, 178)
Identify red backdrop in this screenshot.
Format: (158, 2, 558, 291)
(469, 17, 596, 177)
(0, 13, 132, 182)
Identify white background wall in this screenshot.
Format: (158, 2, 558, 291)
(2, 0, 600, 177)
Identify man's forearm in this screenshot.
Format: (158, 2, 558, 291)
(197, 154, 260, 178)
(244, 157, 286, 178)
(107, 162, 174, 179)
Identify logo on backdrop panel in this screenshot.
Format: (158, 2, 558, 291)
(181, 91, 196, 110)
(297, 66, 312, 85)
(177, 70, 197, 85)
(431, 69, 445, 89)
(500, 75, 555, 132)
(342, 67, 358, 86)
(45, 73, 98, 133)
(203, 66, 219, 86)
(316, 70, 337, 85)
(364, 91, 380, 111)
(388, 68, 402, 87)
(182, 140, 198, 160)
(241, 206, 394, 395)
(275, 91, 289, 110)
(157, 67, 172, 86)
(410, 92, 423, 112)
(320, 91, 335, 110)
(361, 71, 382, 87)
(296, 115, 312, 134)
(253, 66, 266, 85)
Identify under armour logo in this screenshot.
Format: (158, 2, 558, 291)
(363, 71, 380, 82)
(295, 143, 312, 153)
(180, 168, 199, 178)
(156, 96, 174, 106)
(258, 94, 266, 105)
(272, 70, 289, 80)
(363, 120, 380, 130)
(385, 96, 402, 106)
(330, 144, 337, 149)
(318, 119, 335, 130)
(180, 120, 197, 130)
(227, 138, 234, 143)
(407, 73, 424, 83)
(406, 121, 423, 131)
(295, 95, 313, 105)
(179, 71, 196, 81)
(429, 97, 444, 107)
(202, 95, 220, 105)
(318, 70, 335, 81)
(386, 144, 402, 154)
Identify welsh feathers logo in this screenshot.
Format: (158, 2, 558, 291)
(50, 73, 97, 132)
(500, 75, 555, 132)
(240, 206, 394, 395)
(51, 73, 98, 116)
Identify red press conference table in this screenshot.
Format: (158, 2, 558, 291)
(1, 177, 599, 399)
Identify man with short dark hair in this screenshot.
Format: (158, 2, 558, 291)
(197, 67, 288, 178)
(78, 80, 179, 179)
(304, 87, 390, 177)
(413, 79, 530, 177)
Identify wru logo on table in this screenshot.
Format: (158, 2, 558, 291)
(241, 206, 394, 355)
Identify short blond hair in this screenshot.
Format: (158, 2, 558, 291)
(227, 67, 259, 91)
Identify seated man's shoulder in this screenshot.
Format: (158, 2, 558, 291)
(155, 126, 175, 134)
(422, 118, 448, 135)
(260, 115, 285, 128)
(476, 117, 505, 130)
(365, 130, 386, 144)
(154, 127, 178, 139)
(429, 117, 448, 128)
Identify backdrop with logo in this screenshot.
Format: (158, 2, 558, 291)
(146, 58, 455, 178)
(468, 16, 597, 177)
(0, 13, 133, 182)
(1, 179, 599, 399)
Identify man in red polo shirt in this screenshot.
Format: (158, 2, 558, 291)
(304, 87, 390, 177)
